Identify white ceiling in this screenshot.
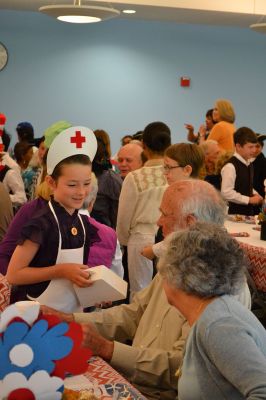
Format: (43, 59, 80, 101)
(1, 0, 266, 27)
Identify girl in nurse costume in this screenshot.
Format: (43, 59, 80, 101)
(6, 126, 98, 313)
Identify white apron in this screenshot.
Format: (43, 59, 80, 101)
(28, 201, 85, 313)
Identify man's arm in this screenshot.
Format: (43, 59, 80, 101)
(74, 275, 190, 391)
(42, 276, 190, 393)
(111, 321, 189, 391)
(74, 274, 153, 341)
(75, 302, 189, 391)
(76, 309, 189, 392)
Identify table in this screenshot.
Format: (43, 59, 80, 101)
(64, 356, 147, 399)
(224, 220, 266, 292)
(0, 273, 10, 312)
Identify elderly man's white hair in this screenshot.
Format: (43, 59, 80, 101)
(166, 179, 227, 228)
(182, 180, 226, 226)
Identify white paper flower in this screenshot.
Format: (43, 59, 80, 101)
(0, 370, 63, 400)
(0, 301, 40, 333)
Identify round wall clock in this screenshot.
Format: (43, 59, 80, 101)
(0, 42, 8, 71)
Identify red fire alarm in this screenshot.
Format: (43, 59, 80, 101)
(180, 76, 190, 87)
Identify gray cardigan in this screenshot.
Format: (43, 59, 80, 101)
(178, 295, 266, 400)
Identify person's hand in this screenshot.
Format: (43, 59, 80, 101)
(40, 305, 74, 323)
(58, 264, 94, 287)
(249, 194, 263, 205)
(198, 124, 206, 137)
(81, 322, 114, 361)
(141, 246, 155, 260)
(184, 123, 194, 133)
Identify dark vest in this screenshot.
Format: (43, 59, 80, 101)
(0, 165, 10, 182)
(252, 152, 266, 198)
(227, 156, 255, 216)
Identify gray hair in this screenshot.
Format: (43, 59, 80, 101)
(82, 172, 98, 209)
(176, 180, 227, 227)
(158, 222, 247, 298)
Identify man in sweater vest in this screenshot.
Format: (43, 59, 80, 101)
(221, 127, 263, 215)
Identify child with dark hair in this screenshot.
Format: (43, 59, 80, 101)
(221, 127, 263, 215)
(14, 141, 33, 171)
(117, 121, 171, 300)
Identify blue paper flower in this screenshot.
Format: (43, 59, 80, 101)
(0, 319, 73, 379)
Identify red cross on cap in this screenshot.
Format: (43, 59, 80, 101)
(70, 130, 86, 148)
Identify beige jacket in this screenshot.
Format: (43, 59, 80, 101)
(74, 274, 190, 400)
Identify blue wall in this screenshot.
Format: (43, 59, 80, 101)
(1, 10, 266, 152)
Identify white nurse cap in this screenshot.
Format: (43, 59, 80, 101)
(47, 126, 97, 175)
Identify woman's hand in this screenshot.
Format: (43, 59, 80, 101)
(198, 124, 206, 136)
(184, 123, 194, 133)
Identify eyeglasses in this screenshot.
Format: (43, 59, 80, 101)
(163, 164, 183, 172)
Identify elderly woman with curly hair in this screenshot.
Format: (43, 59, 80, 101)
(158, 222, 266, 400)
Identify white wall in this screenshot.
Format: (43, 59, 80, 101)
(1, 10, 266, 152)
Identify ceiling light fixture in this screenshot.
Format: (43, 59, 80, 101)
(39, 1, 121, 23)
(122, 9, 136, 14)
(250, 22, 266, 33)
(249, 0, 266, 33)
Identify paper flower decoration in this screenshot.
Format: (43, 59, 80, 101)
(0, 370, 63, 400)
(0, 301, 92, 400)
(0, 320, 72, 379)
(53, 319, 93, 379)
(0, 301, 40, 333)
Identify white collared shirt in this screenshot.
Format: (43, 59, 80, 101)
(221, 152, 257, 205)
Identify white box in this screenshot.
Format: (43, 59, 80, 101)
(73, 265, 128, 307)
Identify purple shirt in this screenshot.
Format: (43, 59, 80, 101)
(88, 217, 117, 268)
(0, 198, 98, 281)
(0, 198, 47, 274)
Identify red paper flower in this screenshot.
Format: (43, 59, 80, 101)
(53, 321, 92, 378)
(8, 388, 35, 400)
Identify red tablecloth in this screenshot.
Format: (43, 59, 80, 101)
(224, 220, 266, 293)
(240, 242, 266, 292)
(64, 356, 147, 399)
